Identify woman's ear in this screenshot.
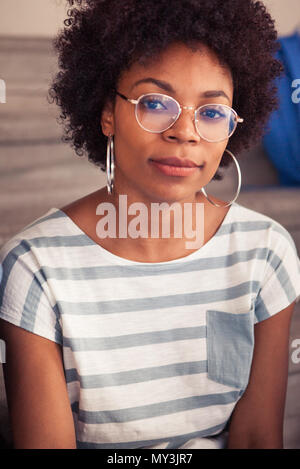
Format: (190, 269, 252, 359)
(101, 99, 115, 136)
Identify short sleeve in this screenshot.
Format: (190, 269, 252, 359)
(254, 225, 300, 323)
(0, 240, 62, 345)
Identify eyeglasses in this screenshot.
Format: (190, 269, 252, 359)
(116, 91, 244, 143)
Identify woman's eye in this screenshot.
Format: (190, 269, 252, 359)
(143, 99, 167, 110)
(200, 108, 225, 119)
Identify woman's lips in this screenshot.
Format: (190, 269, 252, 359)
(149, 158, 204, 177)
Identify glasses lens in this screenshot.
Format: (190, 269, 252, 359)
(195, 104, 237, 142)
(136, 94, 179, 132)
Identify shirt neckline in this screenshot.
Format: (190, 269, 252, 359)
(51, 202, 237, 266)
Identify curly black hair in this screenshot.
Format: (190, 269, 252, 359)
(49, 0, 283, 179)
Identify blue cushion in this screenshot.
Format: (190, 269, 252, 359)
(263, 32, 300, 186)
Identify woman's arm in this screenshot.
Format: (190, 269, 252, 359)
(0, 320, 77, 449)
(227, 301, 295, 449)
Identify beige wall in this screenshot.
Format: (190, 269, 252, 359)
(263, 0, 300, 35)
(0, 0, 299, 38)
(0, 0, 68, 37)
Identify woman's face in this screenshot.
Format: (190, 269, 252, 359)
(101, 42, 234, 204)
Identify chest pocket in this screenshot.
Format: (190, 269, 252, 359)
(206, 308, 255, 391)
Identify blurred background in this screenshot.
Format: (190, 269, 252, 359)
(0, 0, 300, 449)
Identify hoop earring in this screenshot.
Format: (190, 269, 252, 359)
(201, 149, 242, 208)
(106, 134, 115, 195)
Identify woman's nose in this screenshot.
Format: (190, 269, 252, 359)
(163, 109, 201, 144)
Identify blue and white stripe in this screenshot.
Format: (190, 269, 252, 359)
(0, 202, 299, 448)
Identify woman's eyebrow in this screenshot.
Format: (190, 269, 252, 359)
(131, 77, 230, 102)
(203, 90, 230, 102)
(131, 77, 174, 93)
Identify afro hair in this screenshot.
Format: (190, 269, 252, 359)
(49, 0, 283, 179)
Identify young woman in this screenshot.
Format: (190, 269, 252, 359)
(0, 0, 300, 449)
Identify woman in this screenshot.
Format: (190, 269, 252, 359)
(0, 0, 300, 449)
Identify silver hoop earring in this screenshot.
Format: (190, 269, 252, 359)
(106, 134, 115, 195)
(201, 149, 242, 208)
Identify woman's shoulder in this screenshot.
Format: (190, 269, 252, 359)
(0, 207, 62, 260)
(232, 201, 281, 224)
(0, 207, 68, 345)
(0, 190, 103, 267)
(231, 202, 298, 255)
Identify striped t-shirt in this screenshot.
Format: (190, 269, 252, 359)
(0, 201, 300, 449)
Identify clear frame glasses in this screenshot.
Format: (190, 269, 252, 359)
(116, 91, 244, 143)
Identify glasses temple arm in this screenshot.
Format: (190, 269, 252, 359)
(115, 91, 138, 105)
